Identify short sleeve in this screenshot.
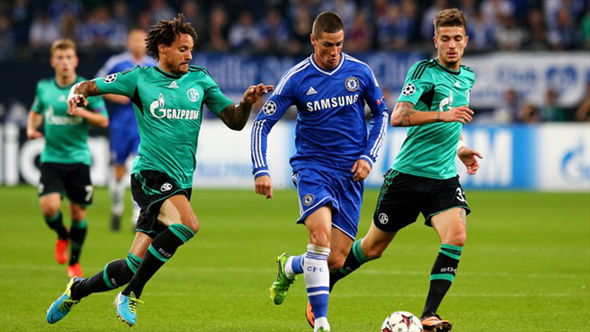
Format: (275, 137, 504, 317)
(31, 82, 43, 113)
(203, 76, 234, 115)
(86, 95, 108, 117)
(397, 61, 434, 105)
(94, 66, 140, 98)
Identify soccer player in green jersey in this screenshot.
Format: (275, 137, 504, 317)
(45, 14, 273, 326)
(312, 9, 483, 332)
(26, 39, 108, 279)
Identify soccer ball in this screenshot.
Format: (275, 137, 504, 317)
(381, 311, 423, 332)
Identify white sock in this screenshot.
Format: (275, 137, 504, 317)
(304, 244, 330, 323)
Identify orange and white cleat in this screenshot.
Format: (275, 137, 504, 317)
(306, 301, 315, 328)
(421, 314, 452, 332)
(55, 239, 69, 265)
(67, 263, 84, 278)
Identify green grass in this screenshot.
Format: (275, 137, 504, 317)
(1, 186, 589, 331)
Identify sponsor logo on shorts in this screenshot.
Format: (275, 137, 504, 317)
(160, 183, 172, 192)
(378, 213, 389, 224)
(103, 74, 117, 83)
(303, 194, 314, 206)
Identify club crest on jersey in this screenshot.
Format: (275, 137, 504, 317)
(263, 101, 277, 116)
(345, 77, 359, 92)
(402, 83, 415, 96)
(378, 213, 389, 224)
(303, 194, 314, 206)
(187, 88, 199, 102)
(103, 74, 117, 83)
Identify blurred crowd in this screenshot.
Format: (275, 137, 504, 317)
(1, 0, 589, 59)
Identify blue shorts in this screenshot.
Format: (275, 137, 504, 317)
(293, 168, 364, 240)
(110, 126, 140, 165)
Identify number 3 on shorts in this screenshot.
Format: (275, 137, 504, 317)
(455, 187, 466, 202)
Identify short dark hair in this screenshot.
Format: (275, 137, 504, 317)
(145, 13, 198, 59)
(433, 8, 467, 33)
(312, 11, 344, 39)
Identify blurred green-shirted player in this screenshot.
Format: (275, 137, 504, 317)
(313, 9, 484, 332)
(45, 14, 273, 327)
(26, 39, 108, 279)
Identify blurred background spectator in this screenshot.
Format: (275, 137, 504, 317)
(0, 0, 587, 124)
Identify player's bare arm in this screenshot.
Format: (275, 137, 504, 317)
(219, 83, 274, 130)
(390, 102, 474, 127)
(254, 175, 273, 199)
(457, 135, 483, 175)
(67, 80, 101, 113)
(26, 111, 44, 139)
(69, 107, 109, 128)
(351, 159, 372, 182)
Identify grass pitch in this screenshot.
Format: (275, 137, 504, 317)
(0, 186, 588, 331)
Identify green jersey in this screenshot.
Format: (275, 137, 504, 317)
(393, 58, 475, 179)
(94, 65, 233, 188)
(31, 77, 107, 165)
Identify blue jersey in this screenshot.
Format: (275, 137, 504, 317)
(96, 52, 156, 129)
(251, 53, 389, 178)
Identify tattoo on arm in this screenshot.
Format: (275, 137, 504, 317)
(76, 81, 100, 97)
(395, 102, 416, 126)
(219, 101, 252, 131)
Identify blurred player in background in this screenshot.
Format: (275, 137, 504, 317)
(96, 28, 156, 231)
(45, 14, 273, 327)
(251, 12, 388, 332)
(26, 39, 108, 278)
(325, 9, 483, 332)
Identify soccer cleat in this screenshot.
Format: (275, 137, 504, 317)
(316, 328, 330, 332)
(55, 239, 69, 264)
(306, 301, 315, 328)
(421, 314, 452, 332)
(46, 277, 82, 324)
(114, 292, 143, 326)
(67, 263, 84, 278)
(269, 253, 294, 305)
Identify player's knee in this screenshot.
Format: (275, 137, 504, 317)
(445, 230, 466, 247)
(41, 204, 60, 219)
(308, 230, 330, 248)
(180, 215, 199, 234)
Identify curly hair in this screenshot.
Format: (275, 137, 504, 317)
(145, 13, 198, 59)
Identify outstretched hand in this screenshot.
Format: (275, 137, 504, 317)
(458, 146, 483, 175)
(241, 83, 274, 106)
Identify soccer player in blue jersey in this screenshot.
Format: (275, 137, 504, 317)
(324, 9, 483, 332)
(96, 28, 156, 231)
(251, 12, 389, 332)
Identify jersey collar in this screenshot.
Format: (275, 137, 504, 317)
(434, 58, 461, 75)
(53, 75, 79, 90)
(309, 53, 345, 76)
(155, 65, 184, 79)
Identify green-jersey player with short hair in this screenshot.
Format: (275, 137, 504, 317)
(27, 38, 108, 279)
(311, 8, 484, 332)
(45, 14, 273, 327)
